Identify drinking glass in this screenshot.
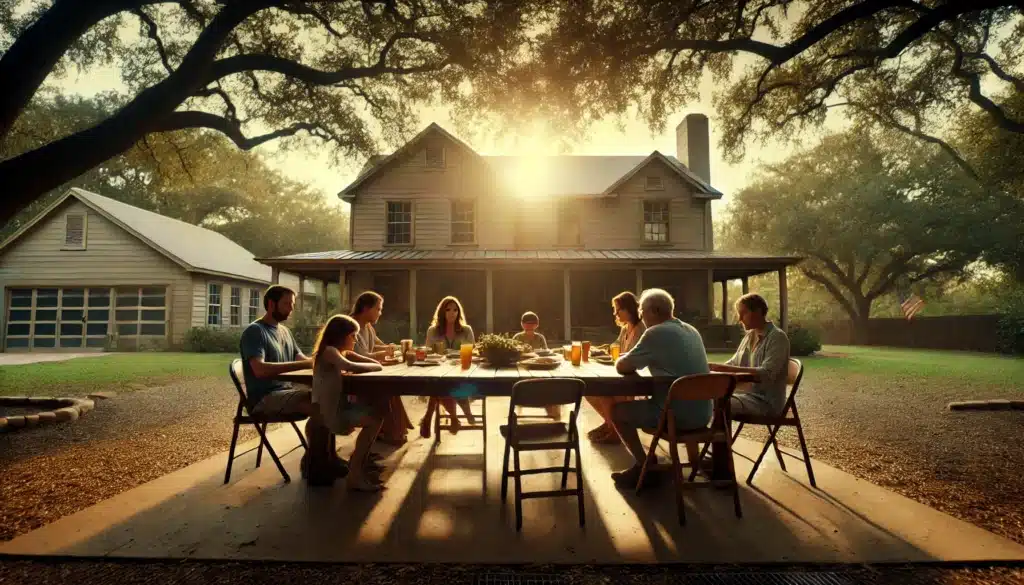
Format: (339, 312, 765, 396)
(563, 345, 571, 360)
(582, 341, 591, 362)
(415, 347, 427, 362)
(570, 342, 582, 366)
(610, 343, 620, 361)
(460, 343, 474, 370)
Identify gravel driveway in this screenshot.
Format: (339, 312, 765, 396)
(0, 378, 257, 541)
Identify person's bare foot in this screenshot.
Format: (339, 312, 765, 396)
(448, 414, 461, 434)
(587, 422, 611, 440)
(611, 465, 643, 488)
(346, 474, 385, 493)
(419, 416, 432, 438)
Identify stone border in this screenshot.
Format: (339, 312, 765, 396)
(0, 396, 95, 432)
(948, 399, 1024, 411)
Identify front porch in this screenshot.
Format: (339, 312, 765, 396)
(259, 250, 800, 349)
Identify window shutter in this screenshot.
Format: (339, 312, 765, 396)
(64, 214, 86, 248)
(425, 146, 445, 168)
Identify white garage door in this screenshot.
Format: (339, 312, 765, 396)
(5, 286, 166, 351)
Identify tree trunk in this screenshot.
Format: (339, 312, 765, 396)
(851, 299, 873, 345)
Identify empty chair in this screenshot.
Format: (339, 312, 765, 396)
(635, 373, 740, 525)
(224, 359, 308, 484)
(500, 378, 586, 531)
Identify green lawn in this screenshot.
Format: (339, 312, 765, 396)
(2, 345, 1020, 398)
(0, 353, 236, 396)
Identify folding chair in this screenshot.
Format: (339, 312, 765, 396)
(635, 373, 741, 526)
(730, 358, 816, 487)
(435, 396, 488, 447)
(224, 359, 308, 484)
(500, 378, 586, 531)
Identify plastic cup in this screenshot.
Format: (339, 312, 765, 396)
(582, 341, 591, 362)
(571, 342, 582, 366)
(610, 343, 620, 361)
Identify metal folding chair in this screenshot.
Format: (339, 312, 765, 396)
(224, 359, 308, 484)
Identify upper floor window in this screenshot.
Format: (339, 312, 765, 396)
(451, 200, 476, 244)
(425, 145, 445, 168)
(643, 201, 670, 243)
(558, 200, 582, 246)
(645, 175, 664, 191)
(64, 213, 86, 249)
(207, 283, 221, 325)
(248, 289, 260, 323)
(386, 201, 413, 245)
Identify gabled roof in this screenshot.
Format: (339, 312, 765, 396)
(339, 123, 486, 201)
(338, 123, 723, 201)
(0, 188, 272, 283)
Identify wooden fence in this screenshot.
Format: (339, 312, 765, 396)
(814, 315, 1002, 353)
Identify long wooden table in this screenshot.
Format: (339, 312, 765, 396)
(277, 357, 674, 396)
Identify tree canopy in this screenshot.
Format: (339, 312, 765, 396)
(0, 0, 534, 224)
(495, 1, 1023, 171)
(1, 94, 348, 258)
(720, 129, 1012, 341)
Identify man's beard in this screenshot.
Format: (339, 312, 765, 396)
(272, 310, 290, 322)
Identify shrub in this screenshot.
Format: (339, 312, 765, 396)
(787, 323, 822, 357)
(184, 326, 243, 353)
(996, 288, 1024, 355)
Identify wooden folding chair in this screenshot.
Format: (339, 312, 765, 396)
(224, 359, 308, 484)
(730, 358, 816, 487)
(500, 378, 586, 531)
(635, 373, 740, 526)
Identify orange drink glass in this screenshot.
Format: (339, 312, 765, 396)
(610, 343, 620, 360)
(459, 343, 473, 369)
(582, 341, 591, 362)
(570, 342, 582, 366)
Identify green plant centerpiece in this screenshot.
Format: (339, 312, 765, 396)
(476, 334, 529, 367)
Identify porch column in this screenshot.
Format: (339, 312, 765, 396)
(706, 269, 714, 322)
(271, 267, 280, 285)
(563, 268, 572, 341)
(409, 268, 417, 340)
(635, 269, 643, 294)
(741, 276, 749, 295)
(338, 269, 349, 313)
(778, 268, 788, 331)
(485, 268, 494, 334)
(298, 277, 305, 313)
(321, 279, 328, 319)
(721, 280, 729, 324)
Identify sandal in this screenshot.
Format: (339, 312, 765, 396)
(587, 423, 612, 440)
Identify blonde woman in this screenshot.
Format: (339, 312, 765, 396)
(420, 296, 476, 437)
(587, 291, 646, 443)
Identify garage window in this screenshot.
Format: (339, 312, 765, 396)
(116, 286, 166, 340)
(4, 287, 114, 350)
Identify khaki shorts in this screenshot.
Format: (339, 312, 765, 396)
(730, 394, 779, 417)
(252, 387, 311, 417)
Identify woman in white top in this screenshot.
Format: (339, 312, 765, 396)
(311, 314, 386, 492)
(586, 291, 647, 444)
(350, 291, 413, 445)
(420, 296, 476, 437)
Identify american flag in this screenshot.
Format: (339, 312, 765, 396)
(900, 293, 925, 321)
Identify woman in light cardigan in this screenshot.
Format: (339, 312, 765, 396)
(350, 291, 413, 446)
(420, 295, 476, 437)
(586, 291, 646, 443)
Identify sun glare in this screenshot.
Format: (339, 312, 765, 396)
(503, 155, 550, 199)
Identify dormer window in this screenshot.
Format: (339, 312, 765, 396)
(645, 175, 664, 191)
(63, 213, 86, 249)
(425, 145, 445, 168)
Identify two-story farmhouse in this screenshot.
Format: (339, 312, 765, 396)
(261, 114, 800, 346)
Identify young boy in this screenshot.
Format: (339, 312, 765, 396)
(512, 311, 548, 351)
(512, 311, 559, 419)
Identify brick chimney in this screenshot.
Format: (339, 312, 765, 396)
(676, 113, 710, 184)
